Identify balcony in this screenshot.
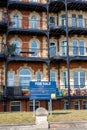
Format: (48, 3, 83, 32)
(49, 0, 65, 12)
(8, 18, 47, 36)
(7, 46, 48, 62)
(68, 0, 87, 11)
(5, 87, 30, 99)
(50, 46, 87, 61)
(49, 17, 87, 36)
(49, 0, 87, 12)
(57, 85, 87, 99)
(8, 0, 47, 12)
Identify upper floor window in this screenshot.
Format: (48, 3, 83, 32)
(62, 71, 68, 89)
(12, 40, 21, 55)
(30, 41, 38, 56)
(11, 14, 20, 28)
(50, 43, 56, 57)
(49, 16, 55, 28)
(72, 40, 84, 56)
(61, 41, 67, 56)
(72, 14, 84, 28)
(60, 14, 66, 26)
(74, 71, 85, 88)
(36, 72, 41, 81)
(30, 15, 38, 29)
(8, 72, 14, 86)
(50, 71, 56, 81)
(19, 69, 32, 89)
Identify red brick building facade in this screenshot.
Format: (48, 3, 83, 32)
(0, 0, 87, 112)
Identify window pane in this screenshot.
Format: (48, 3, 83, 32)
(72, 40, 78, 55)
(72, 14, 77, 27)
(11, 102, 20, 112)
(74, 72, 78, 88)
(19, 69, 31, 89)
(37, 72, 41, 81)
(78, 15, 83, 27)
(50, 72, 56, 81)
(62, 72, 68, 88)
(79, 40, 84, 55)
(31, 41, 38, 56)
(50, 43, 56, 57)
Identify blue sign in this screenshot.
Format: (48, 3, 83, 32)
(30, 81, 56, 100)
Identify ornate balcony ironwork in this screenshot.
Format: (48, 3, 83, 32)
(8, 0, 47, 12)
(49, 17, 87, 36)
(8, 18, 47, 36)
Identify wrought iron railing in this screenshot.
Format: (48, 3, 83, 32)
(50, 46, 87, 57)
(49, 17, 87, 29)
(8, 0, 47, 4)
(8, 18, 47, 30)
(8, 46, 48, 58)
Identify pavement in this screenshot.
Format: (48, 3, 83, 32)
(0, 122, 87, 130)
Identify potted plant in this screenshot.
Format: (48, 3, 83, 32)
(8, 44, 16, 56)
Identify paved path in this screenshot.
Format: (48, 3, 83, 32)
(0, 122, 87, 130)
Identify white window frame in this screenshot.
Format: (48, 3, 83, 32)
(74, 71, 85, 89)
(30, 100, 40, 111)
(30, 41, 39, 57)
(50, 71, 56, 82)
(30, 15, 39, 29)
(60, 40, 67, 56)
(82, 100, 87, 109)
(36, 71, 42, 81)
(74, 100, 80, 110)
(72, 40, 85, 56)
(64, 100, 69, 110)
(19, 69, 32, 90)
(11, 14, 20, 28)
(50, 42, 56, 57)
(62, 71, 68, 89)
(8, 72, 14, 86)
(10, 101, 21, 112)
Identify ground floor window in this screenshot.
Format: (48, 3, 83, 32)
(83, 101, 87, 109)
(64, 101, 69, 109)
(30, 100, 40, 111)
(10, 101, 21, 112)
(74, 101, 80, 110)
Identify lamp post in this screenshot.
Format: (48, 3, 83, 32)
(65, 0, 71, 109)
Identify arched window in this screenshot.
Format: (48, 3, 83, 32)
(8, 72, 14, 86)
(36, 72, 41, 81)
(30, 15, 38, 29)
(31, 41, 38, 56)
(12, 40, 21, 55)
(19, 69, 32, 89)
(12, 14, 20, 28)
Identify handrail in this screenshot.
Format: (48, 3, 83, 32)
(8, 0, 47, 4)
(8, 18, 47, 30)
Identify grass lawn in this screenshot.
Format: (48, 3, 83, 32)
(0, 110, 87, 124)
